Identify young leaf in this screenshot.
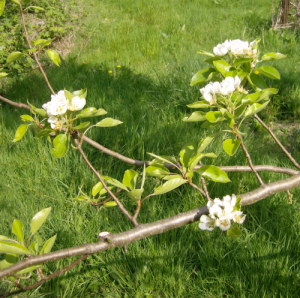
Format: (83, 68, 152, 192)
(24, 6, 45, 11)
(213, 60, 231, 77)
(244, 100, 270, 118)
(104, 201, 118, 207)
(195, 165, 231, 183)
(146, 164, 170, 177)
(256, 66, 280, 80)
(197, 134, 217, 154)
(188, 153, 217, 172)
(73, 88, 87, 99)
(30, 207, 52, 235)
(0, 72, 8, 78)
(197, 50, 215, 57)
(40, 234, 57, 255)
(76, 108, 107, 119)
(21, 114, 34, 122)
(187, 101, 210, 109)
(227, 226, 242, 238)
(102, 176, 128, 191)
(154, 178, 187, 195)
(95, 118, 123, 127)
(223, 139, 241, 156)
(0, 235, 8, 241)
(7, 52, 23, 63)
(190, 68, 215, 86)
(261, 52, 286, 61)
(51, 134, 69, 158)
(12, 124, 28, 142)
(0, 0, 5, 17)
(127, 189, 144, 201)
(233, 197, 242, 212)
(233, 57, 252, 67)
(123, 169, 138, 190)
(92, 182, 103, 196)
(12, 220, 24, 243)
(205, 111, 225, 123)
(73, 122, 90, 130)
(180, 141, 198, 168)
(16, 265, 41, 275)
(248, 73, 268, 91)
(183, 111, 207, 122)
(0, 241, 31, 255)
(46, 49, 61, 67)
(147, 153, 177, 166)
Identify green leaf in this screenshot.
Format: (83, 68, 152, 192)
(197, 134, 216, 154)
(102, 176, 128, 191)
(183, 111, 207, 122)
(180, 141, 198, 168)
(30, 39, 53, 46)
(197, 50, 215, 57)
(141, 163, 146, 189)
(223, 139, 241, 156)
(154, 178, 187, 195)
(21, 114, 34, 122)
(189, 153, 217, 171)
(46, 49, 61, 67)
(163, 174, 183, 180)
(7, 52, 23, 63)
(248, 73, 268, 91)
(33, 108, 47, 118)
(73, 195, 90, 202)
(261, 52, 286, 61)
(233, 197, 242, 212)
(73, 121, 90, 130)
(12, 124, 28, 142)
(213, 60, 231, 77)
(0, 260, 13, 270)
(201, 121, 219, 128)
(76, 108, 107, 119)
(233, 57, 253, 67)
(123, 169, 138, 190)
(195, 165, 231, 183)
(0, 0, 5, 16)
(92, 182, 103, 196)
(64, 89, 74, 101)
(0, 72, 8, 78)
(206, 111, 225, 123)
(51, 134, 69, 158)
(234, 104, 247, 118)
(190, 68, 215, 86)
(258, 88, 278, 101)
(40, 234, 57, 255)
(256, 66, 280, 80)
(6, 254, 18, 264)
(147, 153, 177, 166)
(187, 101, 210, 109)
(12, 220, 24, 243)
(24, 6, 45, 11)
(227, 226, 242, 238)
(104, 201, 118, 207)
(146, 164, 169, 177)
(95, 118, 123, 127)
(127, 189, 144, 201)
(244, 100, 270, 118)
(28, 241, 38, 254)
(0, 235, 8, 241)
(11, 0, 20, 5)
(30, 207, 52, 235)
(73, 88, 87, 99)
(16, 265, 41, 275)
(242, 92, 262, 105)
(0, 241, 31, 255)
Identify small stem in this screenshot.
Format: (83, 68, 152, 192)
(239, 136, 265, 185)
(287, 190, 293, 204)
(200, 177, 211, 201)
(25, 234, 33, 248)
(133, 200, 142, 221)
(73, 135, 138, 227)
(254, 114, 300, 171)
(1, 255, 90, 298)
(188, 181, 209, 199)
(19, 4, 55, 95)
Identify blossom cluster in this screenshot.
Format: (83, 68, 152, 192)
(42, 90, 86, 129)
(213, 39, 257, 58)
(199, 195, 246, 231)
(200, 76, 241, 104)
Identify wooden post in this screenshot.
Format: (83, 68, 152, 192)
(281, 0, 290, 25)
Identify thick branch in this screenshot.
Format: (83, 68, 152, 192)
(19, 4, 55, 95)
(254, 114, 300, 171)
(2, 172, 300, 279)
(0, 96, 30, 111)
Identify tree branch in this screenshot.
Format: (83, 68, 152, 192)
(1, 172, 300, 279)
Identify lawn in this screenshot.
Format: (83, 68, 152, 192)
(1, 0, 300, 297)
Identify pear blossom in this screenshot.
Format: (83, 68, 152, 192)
(42, 90, 69, 117)
(199, 215, 216, 231)
(215, 215, 231, 231)
(68, 96, 86, 111)
(47, 116, 66, 130)
(213, 40, 230, 56)
(231, 211, 246, 224)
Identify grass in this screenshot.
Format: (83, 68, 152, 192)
(1, 0, 300, 297)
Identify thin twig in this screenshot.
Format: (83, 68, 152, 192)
(133, 200, 142, 220)
(72, 135, 138, 227)
(1, 255, 90, 298)
(239, 137, 265, 185)
(0, 95, 30, 110)
(19, 4, 55, 95)
(201, 177, 211, 201)
(188, 181, 208, 198)
(254, 114, 300, 171)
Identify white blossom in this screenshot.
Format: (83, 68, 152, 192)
(68, 96, 86, 111)
(199, 215, 216, 231)
(47, 116, 66, 130)
(232, 211, 246, 224)
(215, 215, 231, 231)
(42, 90, 69, 117)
